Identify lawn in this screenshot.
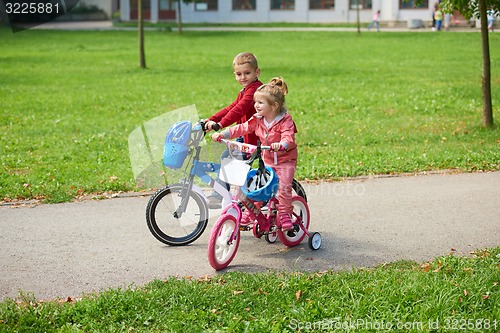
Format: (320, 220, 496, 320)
(1, 247, 498, 332)
(0, 28, 499, 203)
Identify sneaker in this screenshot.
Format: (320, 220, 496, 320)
(279, 214, 294, 232)
(240, 209, 253, 226)
(207, 195, 222, 209)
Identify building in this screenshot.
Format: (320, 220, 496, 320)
(79, 0, 119, 18)
(117, 0, 437, 25)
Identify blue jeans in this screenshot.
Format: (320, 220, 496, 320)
(368, 21, 379, 31)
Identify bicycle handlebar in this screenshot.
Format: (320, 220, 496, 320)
(197, 120, 221, 133)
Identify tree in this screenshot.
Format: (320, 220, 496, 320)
(177, 0, 183, 33)
(176, 0, 200, 33)
(439, 0, 498, 127)
(356, 0, 361, 34)
(407, 0, 497, 127)
(138, 0, 146, 68)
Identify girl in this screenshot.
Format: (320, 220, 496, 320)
(212, 77, 298, 231)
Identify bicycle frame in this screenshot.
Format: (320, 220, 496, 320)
(173, 123, 232, 218)
(216, 138, 310, 242)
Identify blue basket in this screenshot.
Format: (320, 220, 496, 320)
(163, 143, 189, 169)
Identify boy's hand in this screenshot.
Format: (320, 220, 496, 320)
(204, 121, 218, 131)
(212, 133, 223, 142)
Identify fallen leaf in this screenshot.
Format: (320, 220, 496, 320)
(421, 262, 431, 272)
(464, 289, 469, 296)
(482, 295, 490, 300)
(233, 290, 244, 295)
(197, 275, 211, 283)
(315, 271, 328, 277)
(258, 288, 268, 295)
(295, 290, 302, 301)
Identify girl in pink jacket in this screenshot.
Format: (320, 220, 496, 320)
(212, 77, 297, 231)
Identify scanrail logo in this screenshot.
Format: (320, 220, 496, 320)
(0, 0, 79, 33)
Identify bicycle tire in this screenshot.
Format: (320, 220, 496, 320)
(261, 178, 307, 213)
(292, 178, 307, 202)
(277, 195, 310, 247)
(208, 214, 240, 270)
(146, 184, 208, 246)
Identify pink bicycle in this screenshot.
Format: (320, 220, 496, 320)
(207, 139, 321, 271)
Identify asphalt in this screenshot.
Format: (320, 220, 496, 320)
(1, 171, 499, 301)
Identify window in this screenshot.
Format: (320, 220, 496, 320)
(350, 0, 372, 10)
(159, 0, 174, 10)
(271, 0, 295, 10)
(195, 0, 218, 11)
(309, 0, 335, 10)
(233, 0, 256, 10)
(400, 0, 429, 9)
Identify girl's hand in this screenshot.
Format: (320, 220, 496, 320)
(212, 133, 223, 142)
(204, 121, 217, 131)
(271, 142, 282, 152)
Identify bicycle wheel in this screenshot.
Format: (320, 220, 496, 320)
(208, 214, 240, 270)
(261, 178, 307, 214)
(146, 184, 208, 246)
(277, 195, 310, 247)
(292, 179, 307, 202)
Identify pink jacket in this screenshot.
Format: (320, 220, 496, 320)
(225, 113, 298, 165)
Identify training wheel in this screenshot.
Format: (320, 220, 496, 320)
(308, 232, 322, 250)
(265, 231, 278, 243)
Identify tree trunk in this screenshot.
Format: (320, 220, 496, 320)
(356, 0, 360, 34)
(138, 0, 146, 68)
(177, 0, 182, 34)
(479, 0, 493, 127)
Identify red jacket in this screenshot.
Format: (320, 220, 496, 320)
(226, 113, 298, 165)
(209, 80, 262, 145)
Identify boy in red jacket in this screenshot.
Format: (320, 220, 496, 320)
(204, 52, 262, 208)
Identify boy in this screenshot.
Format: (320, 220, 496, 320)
(204, 52, 262, 208)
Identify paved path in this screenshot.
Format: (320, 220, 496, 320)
(1, 172, 499, 301)
(29, 20, 480, 33)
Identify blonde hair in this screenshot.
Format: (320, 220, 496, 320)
(254, 77, 288, 114)
(232, 52, 259, 70)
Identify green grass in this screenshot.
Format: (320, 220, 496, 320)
(0, 28, 499, 203)
(1, 248, 498, 332)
